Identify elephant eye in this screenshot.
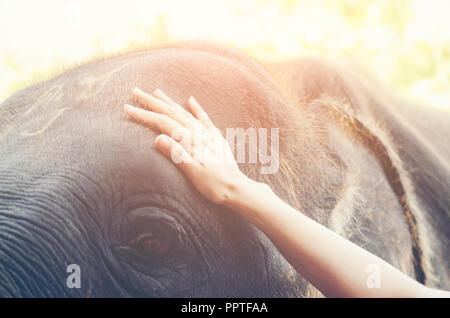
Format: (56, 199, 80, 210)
(130, 232, 169, 256)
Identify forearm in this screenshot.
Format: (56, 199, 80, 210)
(226, 179, 443, 298)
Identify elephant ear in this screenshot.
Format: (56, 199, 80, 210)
(266, 56, 449, 287)
(346, 63, 450, 288)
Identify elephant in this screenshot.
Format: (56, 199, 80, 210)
(0, 41, 448, 297)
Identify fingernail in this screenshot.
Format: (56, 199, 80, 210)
(156, 135, 169, 147)
(124, 104, 136, 112)
(133, 87, 142, 94)
(189, 96, 196, 104)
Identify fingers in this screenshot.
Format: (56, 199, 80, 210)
(133, 87, 168, 113)
(133, 87, 195, 127)
(124, 104, 188, 140)
(154, 134, 201, 175)
(153, 88, 173, 104)
(126, 88, 222, 157)
(187, 96, 215, 129)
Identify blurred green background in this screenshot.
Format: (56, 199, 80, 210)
(0, 0, 449, 109)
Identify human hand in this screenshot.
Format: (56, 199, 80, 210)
(124, 87, 252, 205)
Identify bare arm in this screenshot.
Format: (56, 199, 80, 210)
(224, 177, 449, 297)
(124, 87, 450, 298)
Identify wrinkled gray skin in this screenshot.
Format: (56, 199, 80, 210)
(0, 42, 448, 297)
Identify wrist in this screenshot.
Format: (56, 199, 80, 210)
(222, 175, 272, 212)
